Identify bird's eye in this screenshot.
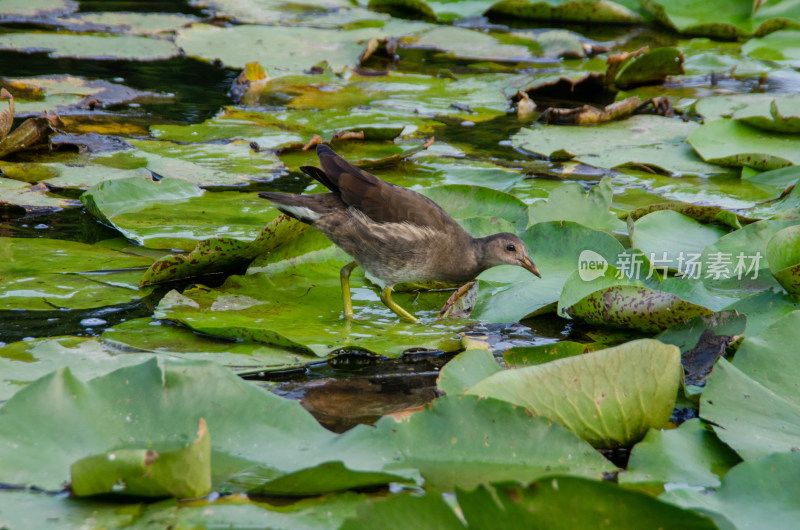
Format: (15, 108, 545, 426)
(506, 243, 516, 252)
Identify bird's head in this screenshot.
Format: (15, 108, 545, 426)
(480, 233, 541, 278)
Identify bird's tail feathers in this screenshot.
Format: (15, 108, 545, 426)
(258, 192, 321, 223)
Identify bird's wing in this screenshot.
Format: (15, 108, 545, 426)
(315, 144, 457, 231)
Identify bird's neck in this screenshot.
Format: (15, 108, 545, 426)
(472, 235, 499, 273)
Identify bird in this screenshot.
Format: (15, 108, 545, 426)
(258, 144, 541, 323)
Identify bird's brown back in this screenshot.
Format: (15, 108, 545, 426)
(315, 144, 463, 232)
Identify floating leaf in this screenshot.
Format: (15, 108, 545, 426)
(81, 177, 279, 251)
(467, 339, 682, 447)
(527, 177, 625, 231)
(608, 47, 684, 88)
(71, 418, 211, 499)
(504, 341, 590, 367)
(687, 119, 800, 170)
(514, 115, 726, 176)
(487, 0, 643, 23)
(565, 283, 713, 333)
(620, 418, 741, 491)
(742, 29, 800, 68)
(766, 225, 800, 294)
(139, 214, 307, 286)
(661, 452, 800, 530)
(701, 311, 800, 460)
(0, 32, 180, 61)
(437, 348, 501, 395)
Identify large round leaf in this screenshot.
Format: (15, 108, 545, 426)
(687, 119, 800, 170)
(701, 311, 800, 460)
(766, 225, 800, 294)
(466, 339, 682, 447)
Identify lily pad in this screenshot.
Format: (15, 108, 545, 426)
(437, 348, 501, 395)
(81, 177, 280, 251)
(400, 25, 537, 63)
(0, 177, 76, 210)
(766, 225, 800, 294)
(565, 283, 713, 333)
(701, 311, 800, 460)
(504, 341, 591, 367)
(661, 452, 800, 530)
(0, 358, 424, 494)
(71, 418, 211, 499)
(742, 29, 800, 68)
(139, 214, 308, 286)
(456, 478, 716, 529)
(620, 418, 741, 491)
(631, 210, 727, 275)
(0, 75, 164, 117)
(527, 177, 625, 231)
(0, 237, 153, 312)
(0, 32, 180, 61)
(0, 0, 77, 20)
(487, 0, 643, 23)
(363, 394, 617, 489)
(699, 219, 798, 292)
(513, 115, 726, 176)
(467, 339, 682, 447)
(420, 184, 528, 231)
(176, 23, 423, 74)
(688, 119, 800, 170)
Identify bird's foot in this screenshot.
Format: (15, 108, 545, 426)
(381, 286, 419, 323)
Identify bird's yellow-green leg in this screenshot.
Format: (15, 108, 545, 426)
(381, 286, 419, 323)
(340, 261, 358, 319)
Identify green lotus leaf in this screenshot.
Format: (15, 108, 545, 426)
(513, 115, 726, 176)
(0, 32, 180, 61)
(101, 318, 319, 372)
(139, 214, 308, 286)
(766, 225, 800, 294)
(528, 177, 625, 231)
(0, 358, 418, 493)
(473, 221, 625, 323)
(0, 175, 76, 210)
(631, 210, 727, 274)
(467, 339, 682, 447)
(700, 219, 799, 292)
(721, 288, 800, 337)
(366, 394, 618, 489)
(701, 311, 800, 459)
(565, 283, 713, 333)
(642, 0, 755, 38)
(487, 0, 644, 23)
(176, 22, 428, 74)
(54, 12, 199, 35)
(81, 177, 279, 251)
(504, 340, 590, 367)
(609, 47, 685, 88)
(742, 29, 800, 68)
(688, 119, 800, 170)
(469, 477, 717, 528)
(620, 419, 741, 492)
(0, 237, 153, 312)
(71, 418, 211, 499)
(342, 491, 463, 530)
(661, 452, 800, 530)
(420, 184, 529, 230)
(697, 93, 800, 134)
(437, 348, 501, 395)
(400, 25, 537, 62)
(0, 0, 77, 20)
